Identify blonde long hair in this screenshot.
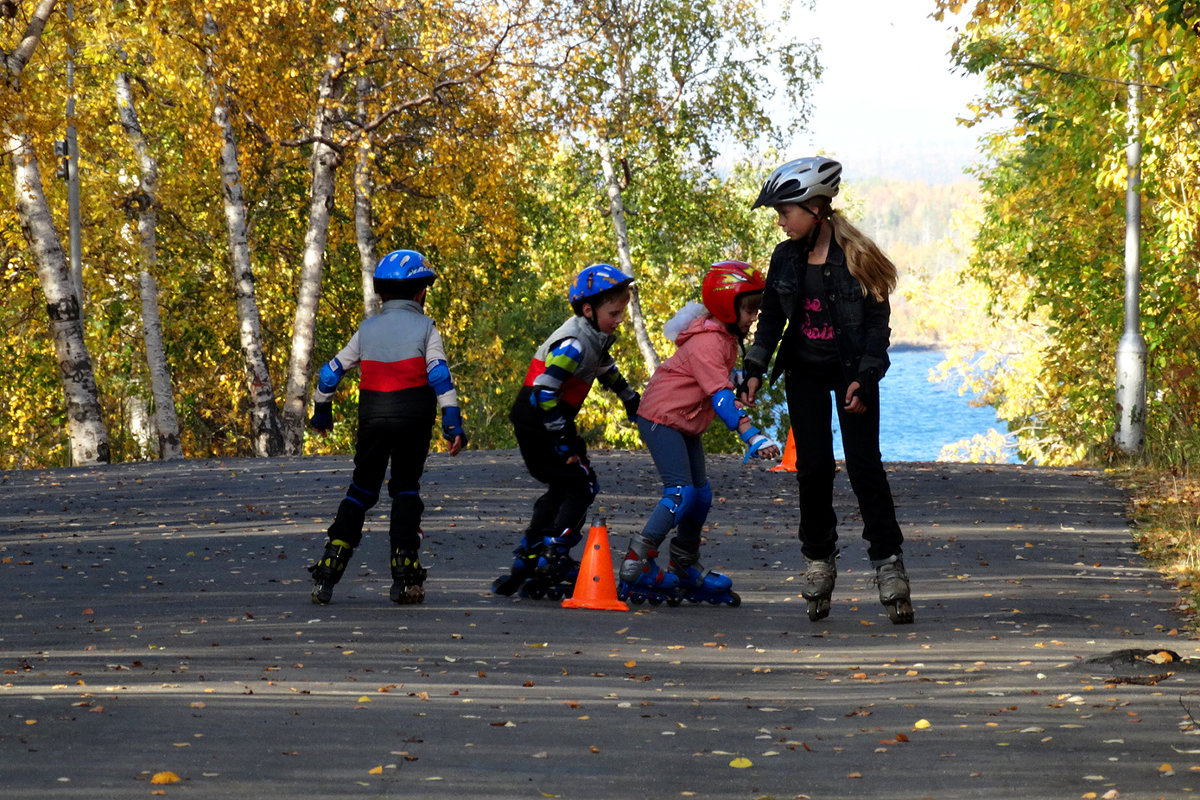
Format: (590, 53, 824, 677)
(815, 200, 898, 302)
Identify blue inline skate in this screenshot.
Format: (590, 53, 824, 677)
(491, 538, 540, 596)
(520, 529, 580, 600)
(617, 536, 682, 606)
(669, 541, 740, 607)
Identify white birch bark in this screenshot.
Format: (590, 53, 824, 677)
(8, 128, 111, 465)
(209, 79, 285, 455)
(116, 70, 184, 460)
(354, 77, 380, 320)
(281, 51, 345, 455)
(597, 135, 659, 371)
(5, 0, 109, 465)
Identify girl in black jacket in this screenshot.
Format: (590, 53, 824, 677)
(739, 157, 913, 625)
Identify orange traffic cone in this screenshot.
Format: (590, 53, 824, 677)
(771, 427, 797, 472)
(562, 517, 629, 611)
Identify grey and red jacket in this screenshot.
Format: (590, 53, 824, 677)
(315, 299, 459, 421)
(511, 314, 636, 433)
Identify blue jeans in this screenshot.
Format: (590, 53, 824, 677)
(637, 417, 707, 550)
(785, 363, 903, 563)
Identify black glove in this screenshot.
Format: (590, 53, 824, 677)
(622, 392, 640, 422)
(553, 433, 581, 462)
(309, 401, 333, 432)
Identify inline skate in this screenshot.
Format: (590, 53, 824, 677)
(308, 538, 354, 605)
(617, 537, 682, 606)
(669, 542, 740, 607)
(491, 539, 540, 596)
(389, 548, 427, 605)
(874, 556, 914, 624)
(520, 529, 580, 600)
(801, 556, 837, 621)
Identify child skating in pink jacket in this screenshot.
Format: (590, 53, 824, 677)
(617, 261, 780, 607)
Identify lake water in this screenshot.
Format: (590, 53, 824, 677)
(831, 348, 1014, 463)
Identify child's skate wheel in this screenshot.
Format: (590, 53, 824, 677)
(807, 598, 830, 622)
(648, 596, 664, 606)
(726, 592, 741, 608)
(666, 595, 682, 607)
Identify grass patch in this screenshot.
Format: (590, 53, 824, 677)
(1117, 467, 1200, 629)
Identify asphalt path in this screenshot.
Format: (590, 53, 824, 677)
(1, 450, 1197, 799)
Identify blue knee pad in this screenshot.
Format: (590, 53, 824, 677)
(682, 482, 712, 526)
(658, 482, 713, 527)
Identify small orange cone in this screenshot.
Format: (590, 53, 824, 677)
(771, 427, 797, 472)
(562, 517, 629, 611)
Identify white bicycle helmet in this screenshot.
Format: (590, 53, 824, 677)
(751, 157, 842, 209)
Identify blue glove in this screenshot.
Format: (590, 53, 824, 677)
(441, 406, 468, 445)
(739, 425, 780, 463)
(309, 401, 333, 432)
(622, 392, 640, 422)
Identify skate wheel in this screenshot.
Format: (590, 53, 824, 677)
(666, 596, 682, 607)
(726, 592, 741, 608)
(886, 600, 914, 624)
(630, 595, 645, 605)
(648, 596, 663, 606)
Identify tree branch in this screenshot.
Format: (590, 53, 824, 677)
(3, 0, 56, 82)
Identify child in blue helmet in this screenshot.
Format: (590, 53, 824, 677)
(492, 263, 641, 599)
(618, 261, 780, 608)
(307, 249, 468, 606)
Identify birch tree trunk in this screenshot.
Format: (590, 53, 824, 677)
(116, 70, 184, 460)
(211, 92, 285, 456)
(597, 135, 659, 371)
(281, 51, 345, 455)
(8, 128, 111, 465)
(354, 77, 381, 320)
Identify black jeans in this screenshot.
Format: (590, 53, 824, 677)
(327, 413, 433, 553)
(513, 421, 598, 548)
(784, 363, 903, 563)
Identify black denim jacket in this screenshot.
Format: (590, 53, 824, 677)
(745, 235, 891, 386)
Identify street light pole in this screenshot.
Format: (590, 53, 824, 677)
(1114, 44, 1147, 455)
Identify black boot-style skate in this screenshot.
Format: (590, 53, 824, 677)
(308, 539, 354, 605)
(801, 556, 837, 621)
(389, 548, 427, 605)
(874, 556, 914, 624)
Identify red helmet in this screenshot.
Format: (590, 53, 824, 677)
(701, 261, 765, 323)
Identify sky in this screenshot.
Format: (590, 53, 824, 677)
(780, 0, 991, 184)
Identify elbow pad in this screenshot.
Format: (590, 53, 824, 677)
(427, 359, 454, 396)
(318, 358, 346, 394)
(711, 388, 747, 431)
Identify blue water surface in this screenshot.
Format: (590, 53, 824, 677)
(831, 348, 1013, 463)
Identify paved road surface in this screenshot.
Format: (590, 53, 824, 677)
(1, 451, 1197, 799)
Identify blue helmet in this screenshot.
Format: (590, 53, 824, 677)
(374, 249, 436, 285)
(568, 263, 634, 311)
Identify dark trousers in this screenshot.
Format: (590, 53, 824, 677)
(513, 421, 598, 547)
(785, 363, 903, 563)
(327, 414, 433, 554)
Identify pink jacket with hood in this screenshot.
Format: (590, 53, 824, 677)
(638, 308, 738, 437)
